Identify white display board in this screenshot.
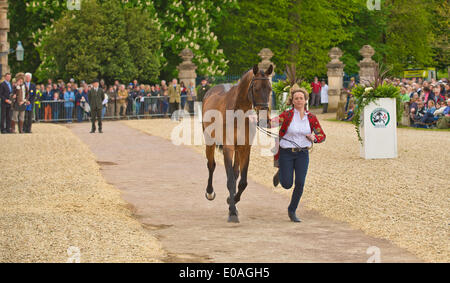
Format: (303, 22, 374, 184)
(360, 98, 398, 159)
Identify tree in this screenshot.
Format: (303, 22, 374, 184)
(36, 0, 161, 83)
(216, 0, 293, 75)
(429, 0, 450, 73)
(11, 0, 162, 80)
(339, 0, 436, 76)
(124, 7, 161, 83)
(288, 0, 359, 79)
(216, 0, 358, 80)
(383, 0, 434, 74)
(8, 0, 67, 74)
(153, 0, 238, 78)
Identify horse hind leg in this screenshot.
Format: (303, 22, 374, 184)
(205, 145, 216, 201)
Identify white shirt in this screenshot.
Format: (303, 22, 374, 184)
(280, 108, 312, 149)
(320, 84, 329, 103)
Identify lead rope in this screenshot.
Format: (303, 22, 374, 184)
(256, 124, 314, 153)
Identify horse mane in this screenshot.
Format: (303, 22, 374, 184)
(237, 69, 255, 93)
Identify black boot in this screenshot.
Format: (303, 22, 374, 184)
(90, 128, 96, 133)
(273, 169, 280, 187)
(288, 210, 301, 223)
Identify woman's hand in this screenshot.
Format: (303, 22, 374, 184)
(306, 134, 315, 142)
(248, 113, 258, 125)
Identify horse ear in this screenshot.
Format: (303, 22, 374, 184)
(253, 65, 259, 75)
(265, 65, 274, 76)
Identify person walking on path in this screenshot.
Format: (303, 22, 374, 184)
(88, 79, 105, 133)
(267, 84, 326, 222)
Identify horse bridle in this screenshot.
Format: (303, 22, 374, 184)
(247, 77, 270, 109)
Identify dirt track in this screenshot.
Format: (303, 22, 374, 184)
(69, 121, 421, 262)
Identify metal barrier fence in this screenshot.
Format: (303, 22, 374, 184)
(34, 96, 197, 123)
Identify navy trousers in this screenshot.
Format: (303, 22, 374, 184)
(279, 148, 309, 213)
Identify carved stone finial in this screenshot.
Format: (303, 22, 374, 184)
(358, 45, 378, 86)
(258, 48, 276, 75)
(359, 45, 376, 63)
(328, 47, 343, 64)
(179, 48, 194, 63)
(177, 48, 197, 87)
(258, 48, 274, 62)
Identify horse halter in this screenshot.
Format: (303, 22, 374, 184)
(247, 77, 270, 109)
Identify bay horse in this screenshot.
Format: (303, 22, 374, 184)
(202, 64, 273, 223)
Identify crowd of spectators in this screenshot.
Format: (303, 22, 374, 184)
(340, 77, 450, 129)
(2, 71, 449, 134)
(394, 78, 450, 129)
(1, 75, 213, 127)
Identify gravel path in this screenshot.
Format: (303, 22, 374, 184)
(122, 114, 449, 262)
(70, 121, 421, 262)
(0, 124, 164, 262)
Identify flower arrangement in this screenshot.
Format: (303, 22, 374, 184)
(272, 64, 312, 113)
(351, 65, 402, 144)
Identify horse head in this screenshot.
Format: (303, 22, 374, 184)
(248, 64, 273, 111)
(248, 64, 273, 124)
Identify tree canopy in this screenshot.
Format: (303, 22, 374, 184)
(7, 0, 449, 81)
(35, 0, 161, 84)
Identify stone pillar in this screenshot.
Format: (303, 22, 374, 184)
(177, 48, 197, 88)
(258, 48, 276, 109)
(258, 48, 276, 83)
(0, 0, 9, 77)
(358, 45, 378, 86)
(326, 47, 345, 112)
(401, 102, 411, 127)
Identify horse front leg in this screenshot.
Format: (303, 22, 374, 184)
(234, 146, 250, 204)
(223, 145, 239, 223)
(205, 145, 216, 201)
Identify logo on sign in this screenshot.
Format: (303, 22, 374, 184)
(370, 108, 390, 128)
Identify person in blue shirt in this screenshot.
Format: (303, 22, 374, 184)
(418, 100, 437, 126)
(443, 99, 450, 115)
(75, 85, 89, 122)
(64, 87, 75, 123)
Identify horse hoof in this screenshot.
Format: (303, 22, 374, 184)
(228, 214, 240, 223)
(205, 192, 216, 201)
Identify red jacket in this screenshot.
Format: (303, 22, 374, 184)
(311, 82, 322, 93)
(269, 109, 326, 166)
